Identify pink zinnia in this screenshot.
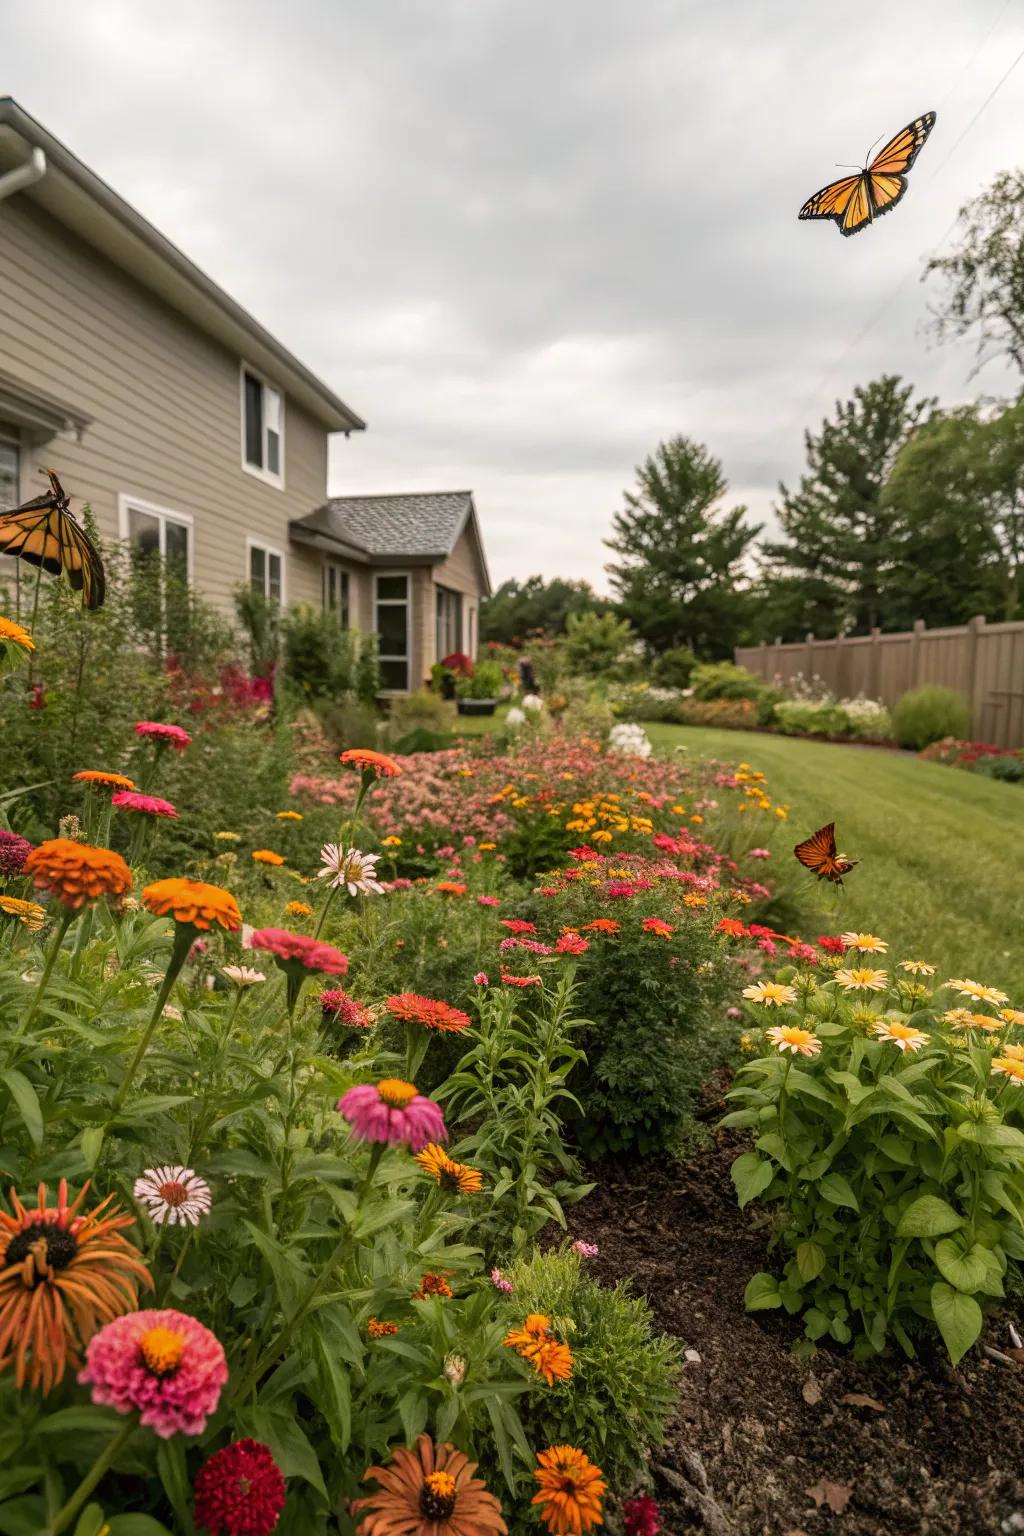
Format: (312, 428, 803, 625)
(474, 972, 489, 986)
(79, 1308, 227, 1437)
(573, 1240, 599, 1258)
(477, 894, 501, 908)
(111, 790, 179, 818)
(247, 927, 349, 976)
(790, 942, 818, 963)
(624, 1493, 662, 1536)
(499, 936, 552, 955)
(320, 988, 373, 1027)
(555, 932, 589, 954)
(0, 828, 32, 877)
(134, 721, 192, 750)
(605, 881, 638, 898)
(500, 918, 537, 934)
(337, 1079, 447, 1150)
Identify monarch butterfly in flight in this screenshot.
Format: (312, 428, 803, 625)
(793, 823, 858, 885)
(799, 111, 936, 237)
(0, 468, 105, 609)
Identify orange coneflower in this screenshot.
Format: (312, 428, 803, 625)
(24, 839, 133, 910)
(339, 747, 402, 779)
(414, 1143, 484, 1195)
(72, 770, 137, 790)
(0, 1179, 152, 1394)
(531, 1445, 606, 1534)
(353, 1434, 507, 1535)
(142, 878, 242, 933)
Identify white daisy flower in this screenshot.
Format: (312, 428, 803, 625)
(134, 1166, 212, 1226)
(317, 844, 385, 896)
(221, 965, 266, 987)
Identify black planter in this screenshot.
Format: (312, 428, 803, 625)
(440, 674, 457, 700)
(456, 699, 497, 717)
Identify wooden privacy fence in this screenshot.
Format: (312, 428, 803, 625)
(735, 616, 1024, 749)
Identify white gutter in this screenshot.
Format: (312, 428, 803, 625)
(0, 141, 46, 203)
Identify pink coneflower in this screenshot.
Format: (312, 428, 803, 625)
(134, 722, 192, 750)
(337, 1079, 447, 1151)
(0, 828, 33, 877)
(474, 972, 489, 986)
(111, 790, 179, 818)
(501, 918, 537, 935)
(747, 848, 771, 860)
(500, 971, 542, 988)
(320, 988, 374, 1028)
(477, 895, 501, 908)
(247, 928, 349, 976)
(624, 1492, 662, 1536)
(193, 1439, 286, 1536)
(555, 932, 589, 954)
(491, 1268, 514, 1295)
(79, 1307, 228, 1437)
(573, 1240, 599, 1258)
(134, 1166, 212, 1227)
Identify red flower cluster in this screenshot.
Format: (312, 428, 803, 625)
(817, 934, 847, 954)
(320, 989, 374, 1028)
(193, 1439, 285, 1536)
(0, 828, 32, 878)
(385, 993, 471, 1033)
(624, 1492, 662, 1536)
(555, 931, 589, 954)
(134, 721, 192, 750)
(501, 918, 537, 935)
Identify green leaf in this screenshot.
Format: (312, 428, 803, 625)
(730, 1151, 774, 1209)
(80, 1125, 105, 1170)
(786, 1069, 833, 1103)
(314, 1332, 352, 1452)
(245, 1408, 327, 1498)
(71, 1506, 107, 1536)
(744, 1272, 782, 1311)
(819, 1173, 859, 1211)
(397, 1387, 429, 1446)
(934, 1239, 1003, 1297)
(156, 1439, 192, 1533)
(0, 1070, 43, 1146)
(930, 1282, 983, 1366)
(796, 1241, 826, 1283)
(896, 1194, 962, 1238)
(107, 1519, 176, 1535)
(34, 1407, 124, 1436)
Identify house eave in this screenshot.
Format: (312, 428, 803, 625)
(0, 366, 93, 443)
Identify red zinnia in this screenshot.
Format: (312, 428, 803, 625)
(247, 928, 349, 975)
(817, 934, 847, 954)
(500, 971, 542, 988)
(555, 932, 589, 954)
(716, 918, 749, 938)
(385, 993, 471, 1033)
(193, 1439, 286, 1536)
(500, 919, 537, 935)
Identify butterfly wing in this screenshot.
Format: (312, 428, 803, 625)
(793, 822, 843, 881)
(868, 112, 936, 177)
(0, 500, 106, 609)
(800, 112, 936, 236)
(799, 173, 867, 231)
(59, 512, 105, 609)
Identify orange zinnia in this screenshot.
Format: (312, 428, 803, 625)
(24, 839, 133, 909)
(73, 770, 138, 790)
(339, 747, 402, 779)
(505, 1314, 573, 1385)
(353, 1434, 507, 1535)
(0, 1179, 152, 1394)
(532, 1446, 606, 1534)
(251, 849, 285, 866)
(142, 878, 242, 932)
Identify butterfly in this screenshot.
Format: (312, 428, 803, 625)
(0, 468, 105, 609)
(793, 823, 858, 885)
(799, 111, 936, 237)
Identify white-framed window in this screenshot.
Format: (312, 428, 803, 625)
(241, 364, 285, 488)
(247, 538, 286, 604)
(375, 572, 410, 692)
(323, 561, 350, 627)
(118, 494, 193, 581)
(435, 585, 464, 659)
(0, 433, 19, 511)
(468, 604, 477, 658)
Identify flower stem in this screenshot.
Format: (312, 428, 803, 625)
(47, 1419, 135, 1535)
(17, 907, 76, 1041)
(110, 923, 192, 1113)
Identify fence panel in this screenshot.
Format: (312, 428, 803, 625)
(735, 615, 1024, 748)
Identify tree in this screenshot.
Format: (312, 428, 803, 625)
(758, 376, 933, 638)
(479, 575, 604, 644)
(882, 399, 1024, 624)
(604, 436, 760, 657)
(924, 170, 1024, 377)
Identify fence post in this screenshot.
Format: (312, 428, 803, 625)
(804, 632, 814, 679)
(757, 640, 767, 681)
(909, 619, 925, 687)
(967, 614, 986, 736)
(869, 627, 881, 699)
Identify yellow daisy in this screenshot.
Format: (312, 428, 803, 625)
(872, 1020, 929, 1052)
(900, 959, 936, 976)
(765, 1024, 821, 1057)
(742, 981, 798, 1007)
(946, 979, 1009, 1006)
(841, 932, 888, 954)
(835, 967, 888, 993)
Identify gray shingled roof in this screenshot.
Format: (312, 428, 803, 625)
(295, 491, 474, 558)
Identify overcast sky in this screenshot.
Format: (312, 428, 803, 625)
(5, 0, 1024, 591)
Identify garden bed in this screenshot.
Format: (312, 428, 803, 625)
(569, 1106, 1024, 1536)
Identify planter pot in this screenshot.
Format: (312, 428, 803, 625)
(457, 699, 497, 717)
(440, 674, 457, 700)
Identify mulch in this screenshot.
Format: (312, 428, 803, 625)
(567, 1086, 1024, 1535)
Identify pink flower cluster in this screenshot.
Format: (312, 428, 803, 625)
(248, 928, 349, 975)
(134, 721, 192, 750)
(321, 988, 374, 1027)
(112, 790, 179, 818)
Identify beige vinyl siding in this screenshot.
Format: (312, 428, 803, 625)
(431, 524, 486, 662)
(0, 194, 328, 614)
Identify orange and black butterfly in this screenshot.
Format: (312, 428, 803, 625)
(0, 468, 105, 609)
(793, 823, 858, 885)
(799, 111, 936, 237)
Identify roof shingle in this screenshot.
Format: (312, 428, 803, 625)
(295, 491, 474, 558)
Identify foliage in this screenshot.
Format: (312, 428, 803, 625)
(385, 688, 454, 739)
(480, 575, 608, 645)
(727, 943, 1024, 1364)
(690, 661, 765, 702)
(610, 683, 685, 724)
(924, 168, 1024, 376)
(651, 644, 697, 688)
(976, 752, 1024, 783)
(562, 610, 636, 678)
(507, 1248, 680, 1495)
(758, 376, 934, 639)
(605, 435, 761, 657)
(893, 686, 970, 750)
(457, 659, 505, 700)
(773, 695, 892, 743)
(677, 697, 760, 730)
(233, 585, 281, 677)
(280, 605, 380, 703)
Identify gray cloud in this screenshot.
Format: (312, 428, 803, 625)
(4, 0, 1023, 587)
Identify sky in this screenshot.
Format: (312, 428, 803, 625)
(4, 0, 1024, 592)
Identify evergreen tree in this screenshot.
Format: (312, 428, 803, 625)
(758, 376, 933, 637)
(604, 436, 760, 657)
(479, 575, 604, 643)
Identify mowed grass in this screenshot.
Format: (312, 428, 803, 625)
(646, 724, 1024, 997)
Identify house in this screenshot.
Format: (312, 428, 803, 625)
(0, 98, 491, 690)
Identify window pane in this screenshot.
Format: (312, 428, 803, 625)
(165, 520, 189, 580)
(268, 552, 282, 603)
(244, 373, 263, 466)
(340, 572, 350, 629)
(128, 507, 161, 561)
(379, 657, 408, 691)
(249, 544, 266, 592)
(324, 565, 336, 612)
(0, 440, 17, 511)
(376, 603, 407, 656)
(376, 575, 408, 601)
(265, 387, 282, 476)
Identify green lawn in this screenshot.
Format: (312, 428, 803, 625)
(646, 724, 1024, 997)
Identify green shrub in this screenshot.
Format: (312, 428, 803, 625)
(678, 697, 759, 730)
(651, 645, 697, 688)
(975, 752, 1024, 783)
(773, 699, 849, 737)
(507, 1248, 680, 1496)
(386, 688, 456, 738)
(563, 610, 635, 676)
(893, 686, 970, 750)
(457, 658, 505, 699)
(690, 660, 764, 701)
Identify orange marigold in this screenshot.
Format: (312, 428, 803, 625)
(434, 881, 468, 896)
(0, 1179, 152, 1394)
(142, 878, 242, 933)
(24, 839, 133, 910)
(73, 770, 138, 790)
(251, 849, 285, 867)
(339, 747, 402, 778)
(532, 1446, 606, 1534)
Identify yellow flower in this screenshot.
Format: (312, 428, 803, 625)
(0, 895, 46, 930)
(997, 1008, 1024, 1027)
(1002, 1042, 1024, 1061)
(382, 836, 402, 847)
(739, 1033, 756, 1053)
(872, 1020, 929, 1052)
(214, 831, 241, 843)
(942, 1008, 976, 1027)
(742, 981, 797, 1007)
(591, 829, 613, 844)
(946, 979, 1009, 1006)
(841, 932, 888, 954)
(682, 893, 707, 907)
(275, 810, 303, 822)
(765, 1024, 821, 1057)
(479, 842, 497, 851)
(0, 615, 35, 655)
(835, 967, 888, 993)
(774, 806, 788, 820)
(900, 959, 936, 976)
(284, 900, 312, 919)
(991, 1056, 1024, 1085)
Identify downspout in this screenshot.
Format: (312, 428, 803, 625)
(0, 142, 46, 203)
